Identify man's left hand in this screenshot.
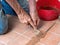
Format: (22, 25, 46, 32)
(30, 12, 40, 26)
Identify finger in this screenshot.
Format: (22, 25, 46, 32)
(20, 20, 28, 24)
(24, 21, 28, 24)
(28, 20, 36, 29)
(33, 20, 37, 26)
(37, 19, 40, 26)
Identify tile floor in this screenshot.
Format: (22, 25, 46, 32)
(0, 16, 60, 45)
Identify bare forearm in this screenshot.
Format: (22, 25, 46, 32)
(5, 0, 25, 15)
(29, 0, 37, 15)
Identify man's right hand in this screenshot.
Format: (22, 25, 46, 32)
(18, 11, 32, 24)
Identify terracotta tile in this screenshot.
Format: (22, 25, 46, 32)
(49, 20, 60, 34)
(13, 23, 31, 34)
(40, 32, 60, 45)
(8, 16, 19, 28)
(7, 36, 30, 45)
(39, 20, 56, 32)
(0, 31, 19, 43)
(22, 29, 36, 39)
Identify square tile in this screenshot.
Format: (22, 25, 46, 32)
(49, 20, 60, 34)
(40, 32, 60, 45)
(0, 31, 19, 43)
(13, 23, 30, 34)
(39, 20, 56, 32)
(7, 36, 30, 45)
(22, 29, 36, 39)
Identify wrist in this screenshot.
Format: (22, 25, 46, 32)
(30, 11, 38, 16)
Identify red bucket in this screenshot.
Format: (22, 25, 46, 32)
(36, 0, 59, 21)
(37, 7, 59, 21)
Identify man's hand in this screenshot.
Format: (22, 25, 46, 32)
(29, 0, 40, 27)
(18, 11, 37, 29)
(30, 12, 40, 26)
(18, 12, 31, 24)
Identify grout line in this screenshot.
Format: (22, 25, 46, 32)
(14, 31, 31, 40)
(6, 31, 31, 45)
(49, 31, 60, 37)
(6, 36, 23, 45)
(5, 31, 24, 44)
(22, 29, 30, 34)
(0, 37, 11, 44)
(22, 26, 33, 34)
(45, 22, 56, 33)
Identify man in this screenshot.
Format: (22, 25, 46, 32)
(0, 0, 40, 34)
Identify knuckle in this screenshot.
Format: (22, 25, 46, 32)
(28, 18, 31, 21)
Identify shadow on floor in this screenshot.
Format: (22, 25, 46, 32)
(37, 20, 45, 29)
(6, 15, 19, 33)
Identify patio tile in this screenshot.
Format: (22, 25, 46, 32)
(0, 31, 19, 43)
(13, 23, 30, 34)
(39, 20, 56, 32)
(40, 32, 60, 45)
(49, 20, 60, 34)
(7, 35, 30, 45)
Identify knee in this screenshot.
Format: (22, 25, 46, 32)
(0, 26, 8, 34)
(0, 15, 8, 34)
(0, 17, 8, 34)
(0, 9, 8, 35)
